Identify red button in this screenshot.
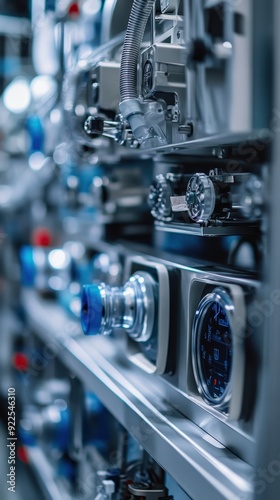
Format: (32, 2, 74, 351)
(18, 446, 29, 463)
(68, 2, 80, 16)
(13, 353, 29, 371)
(32, 227, 52, 247)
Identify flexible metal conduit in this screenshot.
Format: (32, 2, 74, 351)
(120, 0, 155, 102)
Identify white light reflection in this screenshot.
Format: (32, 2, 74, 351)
(50, 108, 61, 124)
(30, 75, 57, 102)
(29, 152, 45, 171)
(3, 78, 31, 114)
(48, 276, 64, 290)
(82, 0, 101, 16)
(48, 249, 70, 269)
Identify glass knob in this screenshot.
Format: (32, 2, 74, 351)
(81, 271, 156, 342)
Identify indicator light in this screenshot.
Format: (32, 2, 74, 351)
(13, 353, 29, 371)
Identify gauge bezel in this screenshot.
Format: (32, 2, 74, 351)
(192, 287, 235, 410)
(186, 173, 216, 222)
(124, 257, 170, 375)
(149, 174, 173, 222)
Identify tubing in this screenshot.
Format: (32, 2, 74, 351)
(119, 0, 167, 147)
(120, 0, 155, 102)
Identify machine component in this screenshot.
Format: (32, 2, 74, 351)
(186, 173, 216, 222)
(61, 0, 258, 155)
(120, 0, 155, 104)
(149, 174, 173, 221)
(118, 0, 187, 148)
(81, 256, 172, 374)
(90, 62, 120, 113)
(84, 114, 137, 147)
(95, 479, 115, 500)
(83, 0, 188, 149)
(186, 170, 264, 223)
(148, 168, 265, 236)
(140, 43, 186, 130)
(119, 0, 161, 147)
(62, 31, 126, 158)
(192, 287, 233, 410)
(124, 257, 171, 373)
(81, 271, 156, 342)
(149, 169, 264, 235)
(148, 172, 188, 222)
(90, 166, 150, 217)
(89, 0, 254, 150)
(190, 281, 247, 417)
(84, 101, 167, 148)
(185, 0, 253, 137)
(128, 482, 172, 499)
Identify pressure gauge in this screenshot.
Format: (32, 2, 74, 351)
(192, 288, 234, 410)
(186, 173, 216, 222)
(148, 174, 173, 221)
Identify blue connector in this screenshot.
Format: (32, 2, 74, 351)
(45, 0, 56, 12)
(26, 115, 45, 153)
(81, 272, 156, 342)
(54, 407, 70, 452)
(19, 246, 36, 286)
(81, 285, 103, 335)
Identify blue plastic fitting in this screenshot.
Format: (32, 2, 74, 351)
(54, 407, 70, 451)
(45, 0, 56, 12)
(19, 246, 36, 286)
(26, 115, 45, 153)
(81, 284, 103, 335)
(19, 424, 36, 447)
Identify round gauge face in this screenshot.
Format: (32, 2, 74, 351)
(193, 289, 233, 408)
(186, 173, 215, 222)
(148, 175, 172, 221)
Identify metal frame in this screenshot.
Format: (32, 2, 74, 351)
(253, 1, 280, 499)
(22, 288, 254, 499)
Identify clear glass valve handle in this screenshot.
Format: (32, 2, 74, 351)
(81, 271, 156, 342)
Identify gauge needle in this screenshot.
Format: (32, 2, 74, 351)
(214, 303, 220, 319)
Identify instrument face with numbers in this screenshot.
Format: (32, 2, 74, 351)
(192, 287, 234, 410)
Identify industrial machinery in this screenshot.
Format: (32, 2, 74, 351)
(0, 0, 278, 499)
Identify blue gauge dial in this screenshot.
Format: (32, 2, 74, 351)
(192, 288, 234, 409)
